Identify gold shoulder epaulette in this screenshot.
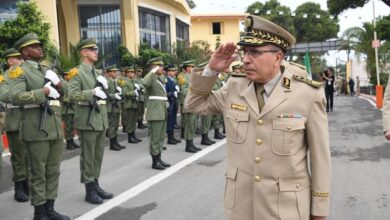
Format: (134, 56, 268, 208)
(0, 74, 5, 84)
(177, 73, 185, 85)
(9, 66, 24, 79)
(293, 75, 323, 88)
(117, 78, 125, 87)
(289, 62, 306, 70)
(66, 67, 79, 80)
(228, 72, 246, 77)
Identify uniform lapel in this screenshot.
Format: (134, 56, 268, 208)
(241, 79, 260, 117)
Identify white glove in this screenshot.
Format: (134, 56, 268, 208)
(115, 93, 122, 100)
(222, 81, 226, 86)
(134, 83, 140, 90)
(44, 82, 60, 99)
(96, 75, 108, 90)
(174, 91, 178, 98)
(94, 87, 107, 99)
(134, 89, 139, 97)
(116, 86, 122, 95)
(175, 85, 180, 92)
(151, 66, 160, 73)
(45, 70, 60, 86)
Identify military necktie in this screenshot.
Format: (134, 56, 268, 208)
(256, 83, 265, 112)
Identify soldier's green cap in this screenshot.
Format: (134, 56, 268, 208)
(232, 64, 241, 70)
(197, 61, 208, 68)
(106, 64, 119, 72)
(135, 67, 143, 71)
(2, 48, 21, 58)
(13, 33, 43, 51)
(76, 38, 98, 51)
(148, 57, 164, 66)
(125, 66, 135, 72)
(182, 60, 195, 68)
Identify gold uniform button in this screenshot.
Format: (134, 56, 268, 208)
(254, 176, 261, 182)
(296, 184, 300, 188)
(257, 119, 264, 126)
(287, 126, 292, 131)
(255, 157, 261, 163)
(256, 139, 263, 145)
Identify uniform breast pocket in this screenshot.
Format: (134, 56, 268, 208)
(272, 118, 305, 156)
(225, 109, 249, 144)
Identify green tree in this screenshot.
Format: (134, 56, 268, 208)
(294, 2, 339, 43)
(0, 2, 50, 51)
(327, 0, 390, 16)
(185, 0, 196, 9)
(246, 0, 296, 36)
(376, 15, 390, 41)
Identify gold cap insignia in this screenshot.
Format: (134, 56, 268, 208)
(244, 17, 253, 30)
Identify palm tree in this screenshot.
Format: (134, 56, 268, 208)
(342, 22, 376, 80)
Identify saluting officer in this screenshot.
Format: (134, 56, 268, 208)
(9, 33, 70, 220)
(185, 15, 331, 220)
(105, 65, 125, 151)
(0, 48, 29, 202)
(165, 64, 181, 145)
(61, 68, 80, 150)
(142, 57, 171, 170)
(135, 67, 147, 129)
(68, 39, 113, 205)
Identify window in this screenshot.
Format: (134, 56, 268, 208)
(176, 19, 189, 48)
(212, 22, 222, 35)
(79, 5, 122, 66)
(139, 7, 170, 52)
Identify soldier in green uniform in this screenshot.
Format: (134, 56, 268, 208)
(135, 67, 147, 129)
(177, 60, 200, 153)
(143, 57, 171, 170)
(105, 65, 124, 150)
(68, 38, 113, 205)
(61, 67, 80, 150)
(9, 33, 69, 220)
(0, 48, 29, 202)
(122, 66, 142, 143)
(210, 71, 226, 139)
(119, 68, 128, 132)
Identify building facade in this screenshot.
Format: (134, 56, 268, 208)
(190, 13, 246, 51)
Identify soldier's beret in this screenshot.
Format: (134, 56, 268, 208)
(2, 48, 21, 58)
(106, 64, 119, 72)
(238, 15, 296, 52)
(13, 33, 43, 51)
(76, 38, 98, 51)
(182, 60, 195, 68)
(147, 57, 164, 66)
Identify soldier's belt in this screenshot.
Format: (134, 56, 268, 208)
(6, 103, 20, 109)
(78, 100, 107, 106)
(24, 100, 61, 109)
(149, 96, 168, 101)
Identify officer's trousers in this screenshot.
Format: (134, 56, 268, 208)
(62, 114, 75, 141)
(78, 130, 105, 184)
(201, 115, 212, 135)
(26, 139, 63, 206)
(121, 103, 127, 128)
(7, 131, 28, 182)
(183, 113, 197, 140)
(211, 114, 223, 129)
(167, 101, 178, 136)
(148, 120, 166, 156)
(107, 112, 120, 138)
(126, 108, 138, 133)
(137, 101, 145, 122)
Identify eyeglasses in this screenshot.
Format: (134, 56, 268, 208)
(239, 48, 279, 58)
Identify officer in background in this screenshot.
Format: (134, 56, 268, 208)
(10, 33, 70, 220)
(165, 64, 181, 145)
(210, 69, 226, 140)
(177, 60, 200, 153)
(61, 68, 80, 150)
(122, 66, 142, 144)
(135, 67, 147, 129)
(185, 15, 331, 220)
(0, 48, 29, 202)
(69, 39, 113, 205)
(105, 65, 124, 151)
(142, 57, 171, 170)
(119, 67, 128, 132)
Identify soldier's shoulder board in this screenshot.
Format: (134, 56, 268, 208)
(9, 66, 24, 79)
(293, 75, 323, 88)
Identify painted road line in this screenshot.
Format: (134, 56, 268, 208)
(358, 96, 382, 111)
(75, 139, 227, 220)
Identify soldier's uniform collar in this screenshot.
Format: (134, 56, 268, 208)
(81, 62, 93, 72)
(263, 71, 282, 97)
(25, 60, 39, 69)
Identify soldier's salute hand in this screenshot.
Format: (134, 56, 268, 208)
(208, 42, 237, 72)
(384, 130, 390, 140)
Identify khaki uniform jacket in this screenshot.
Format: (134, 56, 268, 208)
(142, 70, 167, 121)
(68, 63, 108, 131)
(106, 77, 121, 113)
(185, 67, 331, 220)
(0, 69, 23, 132)
(122, 77, 138, 109)
(9, 62, 64, 141)
(383, 79, 390, 132)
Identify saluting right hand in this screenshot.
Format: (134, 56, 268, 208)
(208, 42, 237, 72)
(385, 131, 390, 141)
(94, 87, 107, 99)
